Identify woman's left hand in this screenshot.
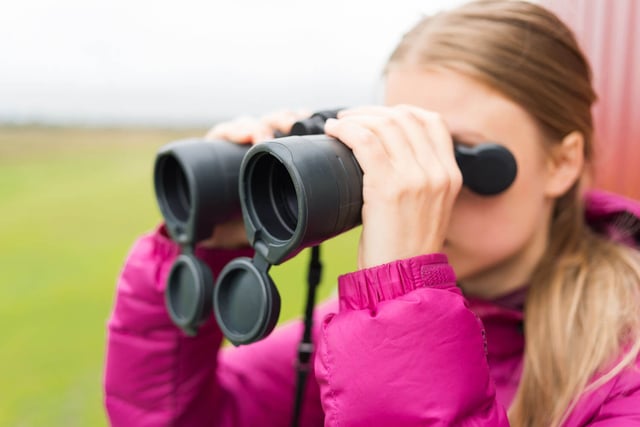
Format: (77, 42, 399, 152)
(323, 105, 462, 269)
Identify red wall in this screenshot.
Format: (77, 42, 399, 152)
(542, 0, 640, 200)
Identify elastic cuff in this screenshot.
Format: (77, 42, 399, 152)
(338, 253, 456, 311)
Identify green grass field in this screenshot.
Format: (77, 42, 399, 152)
(0, 126, 359, 426)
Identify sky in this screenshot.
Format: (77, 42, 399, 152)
(0, 0, 467, 126)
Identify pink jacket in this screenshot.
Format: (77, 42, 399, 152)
(104, 190, 640, 426)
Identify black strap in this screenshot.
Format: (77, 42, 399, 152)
(291, 245, 322, 427)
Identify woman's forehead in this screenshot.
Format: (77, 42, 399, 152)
(384, 67, 540, 145)
(385, 67, 513, 118)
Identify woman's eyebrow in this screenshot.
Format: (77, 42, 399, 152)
(450, 130, 488, 144)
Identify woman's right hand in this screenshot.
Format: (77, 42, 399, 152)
(323, 106, 462, 269)
(198, 109, 310, 249)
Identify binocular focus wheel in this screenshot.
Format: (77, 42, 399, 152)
(165, 254, 214, 335)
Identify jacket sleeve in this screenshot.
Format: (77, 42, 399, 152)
(568, 355, 640, 426)
(588, 389, 640, 426)
(315, 253, 510, 427)
(104, 226, 332, 427)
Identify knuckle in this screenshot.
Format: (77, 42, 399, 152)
(387, 105, 404, 117)
(393, 104, 415, 118)
(408, 171, 429, 191)
(396, 105, 435, 129)
(380, 184, 401, 202)
(376, 114, 396, 129)
(429, 173, 450, 192)
(392, 171, 428, 197)
(451, 169, 464, 189)
(388, 108, 412, 127)
(394, 104, 418, 115)
(359, 127, 379, 146)
(429, 113, 448, 130)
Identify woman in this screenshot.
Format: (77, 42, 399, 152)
(104, 1, 640, 425)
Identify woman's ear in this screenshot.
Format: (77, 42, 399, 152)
(544, 131, 585, 197)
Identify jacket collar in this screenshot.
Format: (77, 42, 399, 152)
(585, 190, 640, 247)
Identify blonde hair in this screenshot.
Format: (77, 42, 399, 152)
(386, 1, 640, 425)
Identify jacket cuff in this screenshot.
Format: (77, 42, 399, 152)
(338, 254, 456, 311)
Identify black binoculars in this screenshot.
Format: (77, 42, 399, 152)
(154, 109, 517, 345)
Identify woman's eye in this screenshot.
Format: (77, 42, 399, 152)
(452, 138, 475, 148)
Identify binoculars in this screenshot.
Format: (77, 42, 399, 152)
(154, 109, 517, 345)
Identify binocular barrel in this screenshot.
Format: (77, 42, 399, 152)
(212, 135, 516, 345)
(239, 135, 518, 265)
(154, 109, 342, 246)
(153, 110, 342, 337)
(154, 139, 250, 245)
(153, 139, 251, 335)
(240, 135, 363, 265)
(153, 110, 517, 343)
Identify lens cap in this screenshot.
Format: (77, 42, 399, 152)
(213, 257, 281, 346)
(165, 254, 214, 336)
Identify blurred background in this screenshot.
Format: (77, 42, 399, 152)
(2, 0, 639, 425)
(0, 0, 473, 126)
(0, 0, 466, 425)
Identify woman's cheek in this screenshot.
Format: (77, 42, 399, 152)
(444, 193, 540, 275)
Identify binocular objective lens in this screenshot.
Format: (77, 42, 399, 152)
(249, 155, 299, 241)
(162, 156, 192, 222)
(271, 163, 298, 231)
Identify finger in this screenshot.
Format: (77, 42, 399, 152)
(261, 109, 311, 134)
(347, 106, 445, 172)
(330, 113, 415, 168)
(341, 106, 440, 161)
(250, 123, 277, 144)
(205, 124, 252, 143)
(205, 116, 278, 144)
(204, 116, 258, 143)
(337, 105, 389, 119)
(399, 106, 462, 188)
(323, 118, 393, 180)
(388, 106, 442, 173)
(336, 107, 446, 183)
(400, 106, 455, 166)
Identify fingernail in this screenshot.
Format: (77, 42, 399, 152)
(325, 118, 337, 128)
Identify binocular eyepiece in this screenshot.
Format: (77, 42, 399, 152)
(154, 109, 518, 343)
